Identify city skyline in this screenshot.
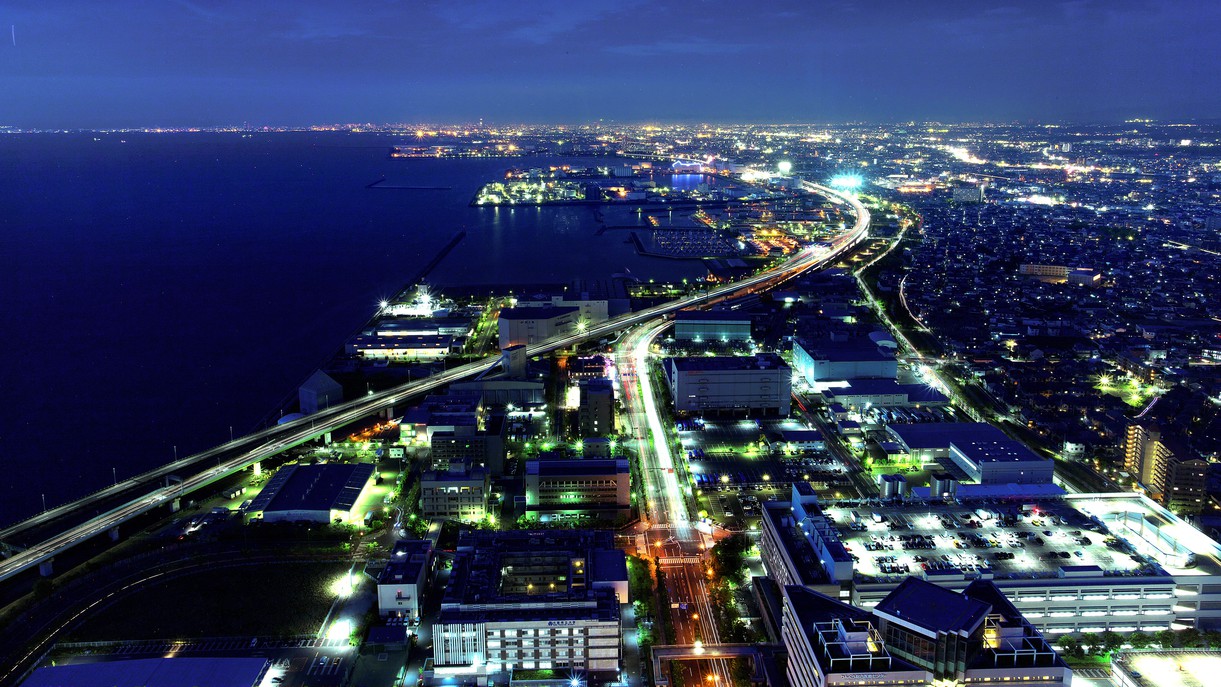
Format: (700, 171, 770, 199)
(3, 0, 1221, 127)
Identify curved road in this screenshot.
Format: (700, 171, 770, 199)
(0, 182, 868, 585)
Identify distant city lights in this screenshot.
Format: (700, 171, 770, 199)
(777, 160, 793, 174)
(830, 174, 863, 190)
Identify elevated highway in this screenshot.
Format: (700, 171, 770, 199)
(0, 182, 868, 585)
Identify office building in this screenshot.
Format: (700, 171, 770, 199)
(425, 531, 627, 686)
(673, 310, 753, 343)
(377, 540, 434, 620)
(498, 306, 579, 348)
(663, 353, 791, 416)
(420, 461, 490, 522)
(780, 577, 1071, 687)
(578, 378, 615, 437)
(525, 457, 630, 522)
(430, 421, 506, 474)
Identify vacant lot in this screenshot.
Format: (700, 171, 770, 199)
(68, 561, 350, 641)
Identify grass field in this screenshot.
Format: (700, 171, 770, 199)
(67, 561, 351, 641)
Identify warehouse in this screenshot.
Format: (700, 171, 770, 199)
(247, 462, 375, 524)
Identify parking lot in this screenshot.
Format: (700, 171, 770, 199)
(824, 501, 1145, 582)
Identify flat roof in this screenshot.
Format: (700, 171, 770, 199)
(676, 310, 752, 322)
(953, 439, 1048, 465)
(250, 463, 374, 514)
(380, 539, 433, 585)
(21, 657, 267, 687)
(667, 353, 788, 372)
(796, 338, 896, 362)
(762, 502, 830, 586)
(887, 423, 1009, 450)
(498, 306, 578, 320)
(527, 459, 629, 476)
(824, 499, 1150, 583)
(825, 379, 949, 403)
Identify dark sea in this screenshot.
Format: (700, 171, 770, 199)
(0, 132, 706, 526)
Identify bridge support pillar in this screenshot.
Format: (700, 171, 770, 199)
(383, 407, 394, 420)
(108, 526, 120, 542)
(323, 432, 332, 445)
(252, 461, 262, 476)
(39, 559, 53, 577)
(170, 498, 181, 513)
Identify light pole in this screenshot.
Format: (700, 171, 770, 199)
(173, 445, 177, 460)
(229, 426, 234, 442)
(112, 467, 117, 486)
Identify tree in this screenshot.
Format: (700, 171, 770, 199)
(710, 533, 751, 585)
(1203, 631, 1221, 650)
(1057, 636, 1084, 660)
(1127, 631, 1151, 650)
(1079, 633, 1101, 656)
(1154, 629, 1178, 649)
(1101, 631, 1124, 655)
(1178, 628, 1203, 648)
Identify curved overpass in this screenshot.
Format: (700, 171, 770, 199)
(0, 182, 868, 584)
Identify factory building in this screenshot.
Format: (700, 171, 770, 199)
(298, 369, 343, 415)
(885, 423, 1053, 485)
(663, 353, 791, 416)
(425, 531, 627, 686)
(673, 310, 753, 343)
(792, 337, 898, 382)
(377, 539, 435, 620)
(246, 463, 375, 524)
(498, 306, 579, 348)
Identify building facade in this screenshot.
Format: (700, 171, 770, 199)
(377, 539, 434, 620)
(663, 353, 791, 416)
(420, 461, 490, 522)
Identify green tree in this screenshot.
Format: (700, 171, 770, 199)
(1057, 636, 1084, 660)
(1179, 628, 1203, 648)
(1079, 633, 1101, 656)
(1154, 629, 1178, 649)
(710, 533, 751, 585)
(1101, 631, 1124, 655)
(1203, 630, 1221, 649)
(1127, 631, 1151, 650)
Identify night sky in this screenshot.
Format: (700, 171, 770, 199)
(2, 0, 1219, 127)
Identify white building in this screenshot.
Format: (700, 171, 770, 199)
(377, 539, 434, 620)
(663, 353, 791, 416)
(792, 337, 898, 382)
(420, 461, 490, 522)
(498, 306, 579, 349)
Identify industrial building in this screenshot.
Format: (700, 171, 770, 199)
(498, 306, 578, 348)
(20, 657, 270, 687)
(886, 423, 1054, 485)
(524, 457, 630, 522)
(425, 530, 627, 686)
(663, 353, 791, 416)
(430, 422, 505, 474)
(792, 336, 898, 383)
(761, 485, 1221, 635)
(247, 462, 375, 524)
(298, 369, 343, 415)
(578, 377, 615, 437)
(420, 461, 490, 522)
(673, 309, 753, 343)
(345, 333, 455, 360)
(377, 539, 435, 620)
(782, 577, 1071, 687)
(819, 379, 949, 409)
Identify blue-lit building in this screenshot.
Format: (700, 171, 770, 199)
(663, 353, 791, 416)
(673, 310, 753, 343)
(247, 462, 375, 524)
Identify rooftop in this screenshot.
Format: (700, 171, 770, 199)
(823, 498, 1153, 583)
(20, 657, 268, 687)
(874, 577, 990, 634)
(675, 309, 753, 322)
(498, 306, 578, 321)
(249, 462, 374, 514)
(527, 458, 629, 477)
(887, 422, 1010, 450)
(667, 353, 789, 372)
(380, 539, 433, 585)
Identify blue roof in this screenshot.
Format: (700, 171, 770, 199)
(21, 657, 267, 687)
(873, 578, 990, 634)
(887, 423, 1009, 450)
(251, 463, 374, 514)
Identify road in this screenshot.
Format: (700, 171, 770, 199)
(612, 181, 870, 685)
(0, 182, 868, 586)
